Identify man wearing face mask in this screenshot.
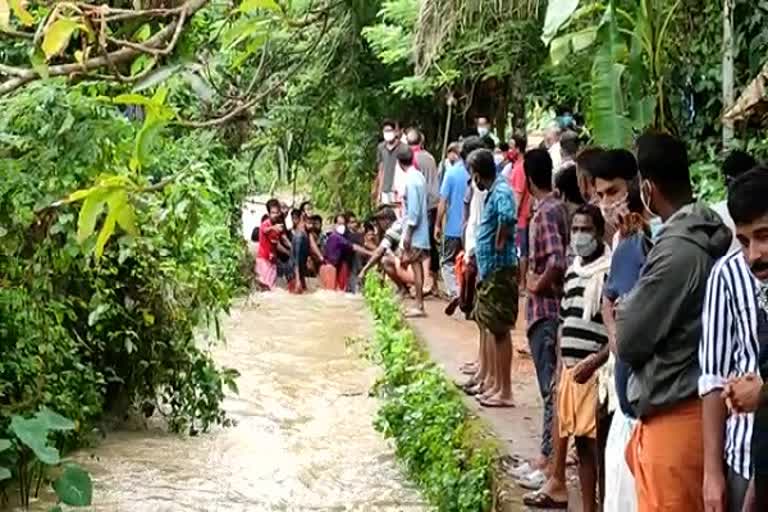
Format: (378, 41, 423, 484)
(474, 115, 500, 148)
(526, 204, 611, 511)
(720, 168, 768, 512)
(374, 119, 401, 206)
(616, 133, 732, 512)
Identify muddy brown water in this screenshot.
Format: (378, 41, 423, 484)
(25, 291, 428, 511)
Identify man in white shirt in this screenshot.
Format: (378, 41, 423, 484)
(545, 121, 562, 173)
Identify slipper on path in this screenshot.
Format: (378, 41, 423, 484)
(478, 396, 515, 408)
(522, 491, 568, 509)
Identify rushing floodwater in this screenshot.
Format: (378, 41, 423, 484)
(30, 291, 427, 511)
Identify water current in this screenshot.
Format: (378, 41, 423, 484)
(28, 291, 428, 511)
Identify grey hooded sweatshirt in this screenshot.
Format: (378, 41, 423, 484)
(616, 202, 731, 418)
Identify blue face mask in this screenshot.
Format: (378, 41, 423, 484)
(649, 216, 664, 241)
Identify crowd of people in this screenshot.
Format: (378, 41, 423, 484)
(251, 115, 768, 512)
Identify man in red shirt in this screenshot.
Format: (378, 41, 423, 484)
(256, 198, 285, 290)
(508, 133, 531, 289)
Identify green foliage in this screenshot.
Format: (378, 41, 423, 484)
(0, 81, 247, 471)
(363, 274, 494, 512)
(0, 407, 92, 508)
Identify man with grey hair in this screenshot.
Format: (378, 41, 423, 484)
(545, 121, 563, 172)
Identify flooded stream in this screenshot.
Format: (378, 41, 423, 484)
(41, 291, 428, 511)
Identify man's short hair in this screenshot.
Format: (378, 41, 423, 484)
(560, 131, 580, 157)
(395, 145, 414, 167)
(510, 133, 527, 153)
(555, 165, 585, 205)
(373, 206, 397, 222)
(460, 135, 486, 160)
(382, 119, 397, 130)
(266, 198, 280, 212)
(573, 203, 606, 237)
(728, 167, 768, 225)
(466, 149, 496, 181)
(575, 146, 606, 178)
(636, 132, 691, 200)
(524, 148, 553, 190)
(723, 150, 757, 181)
(590, 148, 638, 182)
(406, 128, 422, 146)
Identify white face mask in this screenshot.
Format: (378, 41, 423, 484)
(571, 232, 598, 258)
(477, 126, 489, 137)
(383, 131, 395, 142)
(335, 225, 346, 235)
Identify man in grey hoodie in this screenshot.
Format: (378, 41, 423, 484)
(616, 133, 732, 512)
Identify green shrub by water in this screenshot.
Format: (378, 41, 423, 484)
(363, 275, 494, 512)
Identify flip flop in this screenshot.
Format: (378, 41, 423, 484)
(444, 297, 460, 316)
(522, 491, 568, 509)
(478, 396, 515, 408)
(460, 381, 481, 396)
(404, 307, 426, 318)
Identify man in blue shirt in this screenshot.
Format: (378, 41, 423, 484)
(436, 136, 482, 298)
(399, 145, 431, 317)
(468, 147, 519, 408)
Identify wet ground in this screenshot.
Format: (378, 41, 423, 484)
(27, 291, 427, 511)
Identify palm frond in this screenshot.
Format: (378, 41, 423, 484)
(413, 0, 542, 75)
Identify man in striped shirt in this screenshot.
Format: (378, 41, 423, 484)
(720, 168, 768, 512)
(700, 246, 760, 512)
(525, 204, 611, 510)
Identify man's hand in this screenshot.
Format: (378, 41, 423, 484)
(434, 224, 442, 241)
(527, 271, 540, 294)
(572, 355, 599, 384)
(403, 229, 413, 252)
(723, 373, 763, 414)
(703, 469, 726, 512)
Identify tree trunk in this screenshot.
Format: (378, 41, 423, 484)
(722, 0, 735, 148)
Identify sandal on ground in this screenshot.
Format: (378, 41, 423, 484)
(459, 361, 478, 375)
(522, 491, 568, 509)
(444, 297, 460, 316)
(460, 380, 481, 396)
(478, 396, 515, 408)
(404, 307, 426, 318)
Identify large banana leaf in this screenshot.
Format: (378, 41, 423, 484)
(590, 1, 630, 148)
(541, 0, 580, 45)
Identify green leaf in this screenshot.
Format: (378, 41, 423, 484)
(131, 118, 165, 171)
(9, 416, 60, 465)
(29, 50, 49, 79)
(541, 0, 580, 45)
(0, 439, 11, 452)
(77, 191, 107, 243)
(0, 467, 11, 481)
(9, 0, 32, 25)
(590, 1, 630, 148)
(112, 93, 155, 106)
(94, 208, 116, 260)
(42, 18, 80, 59)
(571, 27, 597, 52)
(37, 407, 75, 431)
(239, 0, 281, 13)
(53, 464, 92, 506)
(549, 34, 571, 66)
(107, 190, 137, 236)
(134, 23, 151, 42)
(130, 55, 153, 77)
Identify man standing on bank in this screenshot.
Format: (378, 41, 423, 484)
(467, 148, 518, 408)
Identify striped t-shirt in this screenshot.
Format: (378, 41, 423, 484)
(559, 270, 609, 368)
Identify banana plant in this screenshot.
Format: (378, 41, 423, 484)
(541, 0, 681, 147)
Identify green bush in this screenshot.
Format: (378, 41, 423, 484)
(0, 82, 245, 448)
(363, 275, 494, 512)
